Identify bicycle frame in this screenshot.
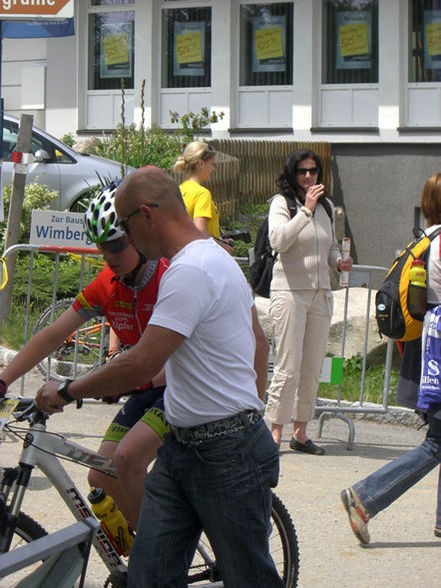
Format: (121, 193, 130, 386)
(0, 400, 222, 587)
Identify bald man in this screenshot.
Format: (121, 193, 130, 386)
(37, 167, 282, 587)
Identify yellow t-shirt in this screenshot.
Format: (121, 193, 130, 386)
(180, 180, 221, 239)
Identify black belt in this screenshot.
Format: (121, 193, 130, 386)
(170, 410, 262, 447)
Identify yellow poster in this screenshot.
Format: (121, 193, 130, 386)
(255, 27, 283, 61)
(427, 22, 441, 56)
(176, 32, 202, 65)
(339, 22, 369, 57)
(103, 34, 129, 66)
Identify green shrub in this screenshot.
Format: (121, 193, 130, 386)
(12, 254, 100, 308)
(88, 124, 185, 170)
(0, 182, 59, 244)
(60, 133, 75, 148)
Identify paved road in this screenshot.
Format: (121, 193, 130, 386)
(1, 371, 440, 587)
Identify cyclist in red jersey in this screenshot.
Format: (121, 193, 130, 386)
(0, 181, 169, 527)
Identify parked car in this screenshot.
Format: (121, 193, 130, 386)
(1, 115, 133, 212)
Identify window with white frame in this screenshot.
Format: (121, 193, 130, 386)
(410, 0, 441, 82)
(239, 2, 293, 86)
(322, 0, 378, 84)
(88, 1, 135, 90)
(161, 6, 212, 88)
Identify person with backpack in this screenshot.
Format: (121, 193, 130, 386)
(341, 172, 441, 544)
(265, 149, 352, 455)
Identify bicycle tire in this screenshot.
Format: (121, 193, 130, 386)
(12, 512, 47, 544)
(32, 297, 109, 382)
(187, 491, 299, 587)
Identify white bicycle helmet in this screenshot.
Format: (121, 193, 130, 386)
(84, 180, 124, 243)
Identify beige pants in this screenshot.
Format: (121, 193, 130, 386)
(265, 289, 333, 425)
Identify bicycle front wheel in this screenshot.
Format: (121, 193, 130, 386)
(32, 298, 109, 381)
(188, 491, 299, 586)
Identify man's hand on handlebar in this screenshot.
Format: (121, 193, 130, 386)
(36, 381, 69, 414)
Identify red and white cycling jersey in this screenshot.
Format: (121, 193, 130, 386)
(72, 259, 169, 346)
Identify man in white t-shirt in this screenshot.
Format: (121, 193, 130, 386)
(36, 167, 283, 587)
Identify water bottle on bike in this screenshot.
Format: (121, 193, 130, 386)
(88, 487, 134, 556)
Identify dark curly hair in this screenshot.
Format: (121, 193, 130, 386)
(276, 149, 323, 204)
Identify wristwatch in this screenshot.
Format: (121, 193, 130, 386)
(56, 379, 75, 404)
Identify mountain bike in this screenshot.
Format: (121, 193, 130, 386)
(0, 397, 300, 587)
(31, 297, 110, 381)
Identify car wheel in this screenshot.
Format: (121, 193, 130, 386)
(69, 191, 96, 213)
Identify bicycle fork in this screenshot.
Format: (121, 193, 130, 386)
(0, 462, 33, 553)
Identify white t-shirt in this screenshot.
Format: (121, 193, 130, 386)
(426, 224, 441, 305)
(149, 238, 264, 427)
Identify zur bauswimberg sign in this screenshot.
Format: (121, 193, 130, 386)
(30, 210, 95, 249)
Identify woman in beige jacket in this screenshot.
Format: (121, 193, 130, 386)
(265, 149, 352, 454)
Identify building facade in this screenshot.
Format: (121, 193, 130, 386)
(3, 0, 441, 265)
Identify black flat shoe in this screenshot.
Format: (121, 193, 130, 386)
(289, 438, 325, 455)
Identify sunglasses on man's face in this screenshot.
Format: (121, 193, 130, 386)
(119, 203, 159, 236)
(97, 238, 130, 254)
(296, 167, 319, 176)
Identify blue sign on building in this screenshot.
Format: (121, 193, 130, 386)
(2, 18, 74, 39)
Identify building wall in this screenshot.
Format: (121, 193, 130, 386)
(332, 143, 441, 267)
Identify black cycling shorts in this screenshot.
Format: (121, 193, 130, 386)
(103, 386, 169, 443)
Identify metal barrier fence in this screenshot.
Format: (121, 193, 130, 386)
(315, 265, 392, 449)
(0, 244, 107, 394)
(0, 249, 396, 449)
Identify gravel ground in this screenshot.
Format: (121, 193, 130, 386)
(1, 371, 440, 587)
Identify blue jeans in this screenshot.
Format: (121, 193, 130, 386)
(128, 417, 284, 588)
(353, 415, 441, 517)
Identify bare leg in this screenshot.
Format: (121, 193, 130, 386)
(88, 440, 133, 523)
(113, 421, 163, 528)
(293, 420, 308, 443)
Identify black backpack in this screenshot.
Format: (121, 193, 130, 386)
(375, 227, 441, 341)
(249, 196, 333, 298)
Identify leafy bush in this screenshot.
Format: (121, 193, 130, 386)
(12, 254, 100, 308)
(169, 107, 224, 142)
(88, 124, 185, 170)
(0, 182, 59, 244)
(60, 133, 75, 148)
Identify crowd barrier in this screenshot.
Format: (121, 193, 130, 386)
(0, 248, 396, 449)
(0, 244, 106, 394)
(0, 517, 99, 587)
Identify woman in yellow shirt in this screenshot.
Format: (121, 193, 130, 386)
(174, 141, 233, 254)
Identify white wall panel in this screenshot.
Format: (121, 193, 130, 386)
(320, 87, 378, 126)
(268, 91, 293, 126)
(238, 91, 267, 126)
(321, 89, 352, 124)
(407, 87, 441, 126)
(160, 91, 212, 127)
(352, 89, 378, 125)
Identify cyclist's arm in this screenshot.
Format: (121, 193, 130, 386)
(252, 305, 270, 402)
(36, 324, 184, 411)
(0, 307, 84, 387)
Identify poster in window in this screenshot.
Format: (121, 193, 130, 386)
(101, 22, 132, 79)
(424, 11, 441, 70)
(252, 16, 286, 73)
(336, 12, 371, 70)
(174, 22, 205, 76)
